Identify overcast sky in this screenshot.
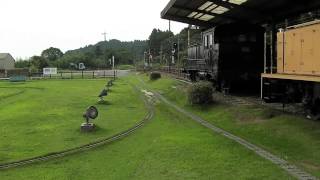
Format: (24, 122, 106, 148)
(0, 0, 186, 59)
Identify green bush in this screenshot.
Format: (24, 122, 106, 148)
(7, 68, 29, 77)
(187, 81, 214, 105)
(150, 72, 161, 81)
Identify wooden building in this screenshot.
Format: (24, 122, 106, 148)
(0, 53, 15, 70)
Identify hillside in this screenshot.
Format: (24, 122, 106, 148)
(57, 39, 147, 69)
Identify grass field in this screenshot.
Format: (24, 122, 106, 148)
(139, 74, 320, 177)
(0, 78, 146, 163)
(117, 64, 135, 70)
(0, 75, 291, 179)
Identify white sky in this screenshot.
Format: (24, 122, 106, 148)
(0, 0, 187, 59)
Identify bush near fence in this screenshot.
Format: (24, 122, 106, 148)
(6, 69, 29, 77)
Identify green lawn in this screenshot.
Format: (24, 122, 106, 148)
(0, 87, 25, 100)
(0, 76, 290, 179)
(0, 78, 146, 163)
(117, 64, 135, 70)
(139, 74, 320, 177)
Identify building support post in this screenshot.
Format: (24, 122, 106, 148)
(177, 33, 180, 69)
(261, 77, 264, 99)
(270, 21, 276, 74)
(264, 32, 267, 74)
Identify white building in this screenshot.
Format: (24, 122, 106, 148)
(0, 53, 15, 70)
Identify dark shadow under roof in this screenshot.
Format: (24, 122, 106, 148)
(161, 0, 320, 27)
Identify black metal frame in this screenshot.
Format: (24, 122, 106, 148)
(161, 0, 320, 28)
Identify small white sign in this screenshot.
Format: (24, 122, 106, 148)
(43, 68, 57, 75)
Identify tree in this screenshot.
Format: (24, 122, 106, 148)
(148, 29, 174, 56)
(94, 45, 103, 57)
(15, 60, 30, 68)
(53, 39, 147, 69)
(41, 47, 64, 62)
(30, 56, 48, 71)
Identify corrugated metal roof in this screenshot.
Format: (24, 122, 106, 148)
(161, 0, 320, 27)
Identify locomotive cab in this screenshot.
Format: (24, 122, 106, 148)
(185, 23, 264, 93)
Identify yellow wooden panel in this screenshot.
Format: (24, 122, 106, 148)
(284, 29, 301, 74)
(300, 25, 315, 74)
(283, 23, 320, 76)
(313, 24, 320, 75)
(262, 73, 320, 82)
(277, 32, 284, 73)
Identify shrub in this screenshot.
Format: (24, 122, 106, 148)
(187, 81, 214, 105)
(150, 72, 161, 81)
(7, 68, 29, 77)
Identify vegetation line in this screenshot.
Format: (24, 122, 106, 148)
(0, 85, 154, 170)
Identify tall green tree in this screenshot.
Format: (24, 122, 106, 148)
(30, 56, 48, 71)
(41, 47, 64, 61)
(15, 59, 30, 68)
(148, 29, 174, 56)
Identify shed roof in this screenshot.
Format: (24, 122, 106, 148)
(0, 53, 14, 61)
(161, 0, 320, 27)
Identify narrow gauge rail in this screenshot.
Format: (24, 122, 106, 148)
(164, 72, 306, 115)
(154, 90, 317, 180)
(136, 77, 317, 180)
(0, 86, 154, 170)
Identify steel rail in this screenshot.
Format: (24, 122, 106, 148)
(154, 91, 317, 180)
(137, 77, 317, 180)
(0, 85, 154, 170)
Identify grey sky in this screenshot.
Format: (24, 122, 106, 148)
(0, 0, 186, 59)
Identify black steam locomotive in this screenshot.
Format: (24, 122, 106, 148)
(185, 23, 264, 93)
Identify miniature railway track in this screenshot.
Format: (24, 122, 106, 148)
(215, 93, 305, 114)
(153, 90, 317, 180)
(137, 77, 317, 180)
(170, 75, 305, 115)
(0, 86, 154, 170)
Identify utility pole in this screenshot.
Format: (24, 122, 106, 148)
(160, 45, 163, 65)
(177, 33, 180, 68)
(188, 25, 191, 47)
(112, 56, 115, 80)
(168, 20, 172, 72)
(102, 31, 107, 42)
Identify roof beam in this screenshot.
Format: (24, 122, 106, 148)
(162, 14, 212, 27)
(207, 0, 266, 19)
(172, 4, 246, 22)
(272, 1, 320, 21)
(161, 0, 178, 18)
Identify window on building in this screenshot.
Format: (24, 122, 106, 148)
(209, 34, 213, 47)
(204, 35, 209, 48)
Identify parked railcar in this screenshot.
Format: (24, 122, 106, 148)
(262, 20, 320, 117)
(185, 23, 264, 93)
